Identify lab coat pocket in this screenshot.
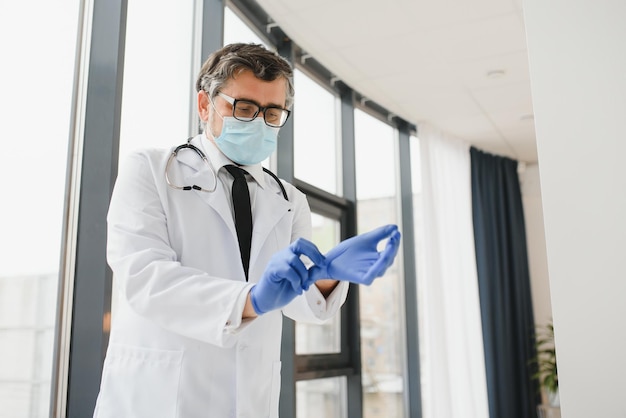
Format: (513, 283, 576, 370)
(94, 344, 183, 418)
(269, 361, 282, 418)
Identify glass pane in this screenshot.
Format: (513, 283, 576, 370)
(354, 109, 407, 418)
(294, 70, 341, 194)
(296, 213, 341, 354)
(297, 376, 347, 418)
(0, 1, 79, 416)
(224, 7, 267, 46)
(118, 0, 195, 161)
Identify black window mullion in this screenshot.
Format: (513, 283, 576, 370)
(200, 0, 225, 70)
(398, 123, 423, 418)
(338, 88, 363, 418)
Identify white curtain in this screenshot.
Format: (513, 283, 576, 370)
(415, 124, 489, 418)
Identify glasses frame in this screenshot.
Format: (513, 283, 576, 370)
(217, 91, 291, 127)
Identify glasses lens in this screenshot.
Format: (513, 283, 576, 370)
(233, 100, 259, 121)
(264, 108, 289, 127)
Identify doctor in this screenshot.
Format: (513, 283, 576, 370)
(93, 43, 401, 418)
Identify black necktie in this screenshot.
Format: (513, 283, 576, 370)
(224, 165, 253, 280)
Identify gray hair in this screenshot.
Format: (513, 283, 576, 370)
(196, 43, 295, 109)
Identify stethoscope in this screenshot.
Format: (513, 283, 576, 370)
(165, 137, 289, 201)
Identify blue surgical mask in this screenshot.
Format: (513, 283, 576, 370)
(213, 117, 278, 165)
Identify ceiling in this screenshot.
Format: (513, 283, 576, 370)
(255, 0, 537, 163)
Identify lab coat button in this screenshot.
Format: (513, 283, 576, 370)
(316, 300, 322, 305)
(225, 320, 231, 326)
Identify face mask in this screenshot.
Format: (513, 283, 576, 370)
(211, 116, 279, 166)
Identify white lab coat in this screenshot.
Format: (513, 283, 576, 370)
(93, 135, 348, 418)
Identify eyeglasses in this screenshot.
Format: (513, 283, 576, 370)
(216, 92, 291, 128)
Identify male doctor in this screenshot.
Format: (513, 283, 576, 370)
(93, 43, 401, 418)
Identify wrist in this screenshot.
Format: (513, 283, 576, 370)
(243, 290, 259, 318)
(249, 285, 266, 315)
(315, 279, 340, 298)
(308, 264, 330, 284)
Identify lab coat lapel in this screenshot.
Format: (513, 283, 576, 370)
(176, 148, 237, 240)
(249, 182, 292, 271)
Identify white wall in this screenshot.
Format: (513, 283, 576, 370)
(519, 164, 552, 328)
(523, 1, 626, 416)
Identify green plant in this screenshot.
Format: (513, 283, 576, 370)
(532, 320, 558, 394)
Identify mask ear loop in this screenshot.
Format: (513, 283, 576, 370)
(205, 91, 225, 142)
(165, 138, 218, 192)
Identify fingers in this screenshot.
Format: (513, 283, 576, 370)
(279, 239, 325, 293)
(304, 265, 325, 289)
(290, 238, 326, 267)
(386, 230, 401, 257)
(377, 230, 402, 270)
(285, 252, 308, 293)
(362, 224, 399, 242)
(271, 228, 400, 293)
(289, 238, 327, 291)
(360, 229, 402, 285)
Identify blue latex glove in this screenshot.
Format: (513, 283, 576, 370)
(308, 224, 401, 286)
(250, 238, 326, 315)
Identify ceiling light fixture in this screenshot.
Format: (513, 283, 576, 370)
(486, 69, 506, 79)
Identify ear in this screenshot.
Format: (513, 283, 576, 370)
(197, 90, 210, 122)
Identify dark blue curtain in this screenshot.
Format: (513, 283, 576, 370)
(470, 147, 539, 418)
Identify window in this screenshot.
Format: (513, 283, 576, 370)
(354, 109, 407, 418)
(285, 45, 354, 418)
(0, 1, 80, 416)
(297, 376, 348, 417)
(224, 6, 267, 46)
(292, 190, 352, 418)
(118, 0, 196, 161)
(293, 71, 343, 356)
(293, 69, 341, 194)
(296, 213, 341, 355)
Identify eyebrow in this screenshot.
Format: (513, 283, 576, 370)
(236, 96, 286, 109)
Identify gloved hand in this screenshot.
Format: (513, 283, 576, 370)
(307, 224, 401, 286)
(250, 238, 326, 315)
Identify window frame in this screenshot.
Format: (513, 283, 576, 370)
(294, 180, 354, 380)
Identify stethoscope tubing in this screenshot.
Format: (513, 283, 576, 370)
(165, 138, 288, 201)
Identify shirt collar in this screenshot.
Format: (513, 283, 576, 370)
(197, 132, 267, 189)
